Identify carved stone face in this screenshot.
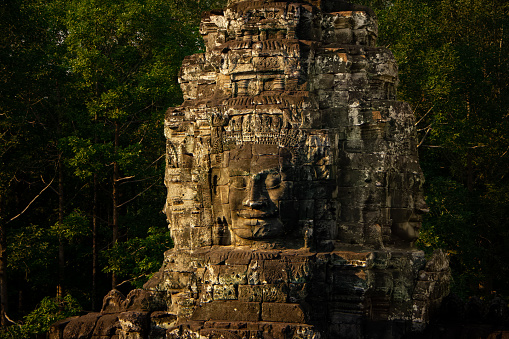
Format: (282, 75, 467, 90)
(391, 208, 424, 242)
(217, 144, 294, 240)
(390, 172, 428, 243)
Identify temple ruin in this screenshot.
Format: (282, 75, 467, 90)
(50, 0, 450, 338)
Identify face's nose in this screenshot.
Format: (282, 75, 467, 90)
(243, 176, 268, 209)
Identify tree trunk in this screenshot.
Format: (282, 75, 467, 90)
(112, 122, 120, 289)
(92, 174, 98, 310)
(0, 197, 8, 326)
(55, 78, 65, 302)
(17, 290, 23, 316)
(93, 106, 99, 308)
(57, 158, 65, 301)
(467, 150, 473, 192)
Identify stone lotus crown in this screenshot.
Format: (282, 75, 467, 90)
(212, 113, 306, 152)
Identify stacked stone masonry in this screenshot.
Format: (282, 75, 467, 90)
(164, 0, 424, 251)
(51, 0, 450, 338)
(51, 248, 450, 338)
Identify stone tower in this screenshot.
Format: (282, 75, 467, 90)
(50, 0, 450, 338)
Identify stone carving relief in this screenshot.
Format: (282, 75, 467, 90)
(209, 122, 331, 249)
(162, 0, 423, 252)
(51, 1, 450, 338)
(150, 1, 450, 336)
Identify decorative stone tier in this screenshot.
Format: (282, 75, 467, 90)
(50, 248, 449, 339)
(145, 247, 450, 337)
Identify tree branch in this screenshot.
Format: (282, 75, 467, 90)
(415, 105, 435, 126)
(116, 176, 135, 183)
(116, 273, 149, 287)
(4, 313, 18, 325)
(117, 181, 157, 208)
(417, 125, 433, 148)
(7, 176, 55, 224)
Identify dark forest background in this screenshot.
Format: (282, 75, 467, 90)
(0, 0, 507, 336)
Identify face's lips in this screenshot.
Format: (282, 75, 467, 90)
(236, 209, 277, 219)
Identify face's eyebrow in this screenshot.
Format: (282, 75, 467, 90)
(251, 168, 281, 181)
(229, 167, 281, 179)
(263, 168, 280, 175)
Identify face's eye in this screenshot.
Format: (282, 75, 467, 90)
(265, 173, 281, 189)
(231, 176, 248, 190)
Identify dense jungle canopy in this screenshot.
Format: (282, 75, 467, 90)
(0, 0, 508, 336)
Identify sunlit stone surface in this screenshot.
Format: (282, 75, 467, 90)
(50, 1, 450, 338)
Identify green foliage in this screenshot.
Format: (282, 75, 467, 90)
(64, 0, 197, 110)
(416, 176, 483, 296)
(0, 295, 81, 339)
(7, 209, 90, 301)
(102, 227, 172, 288)
(61, 136, 113, 180)
(8, 224, 57, 287)
(50, 209, 90, 241)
